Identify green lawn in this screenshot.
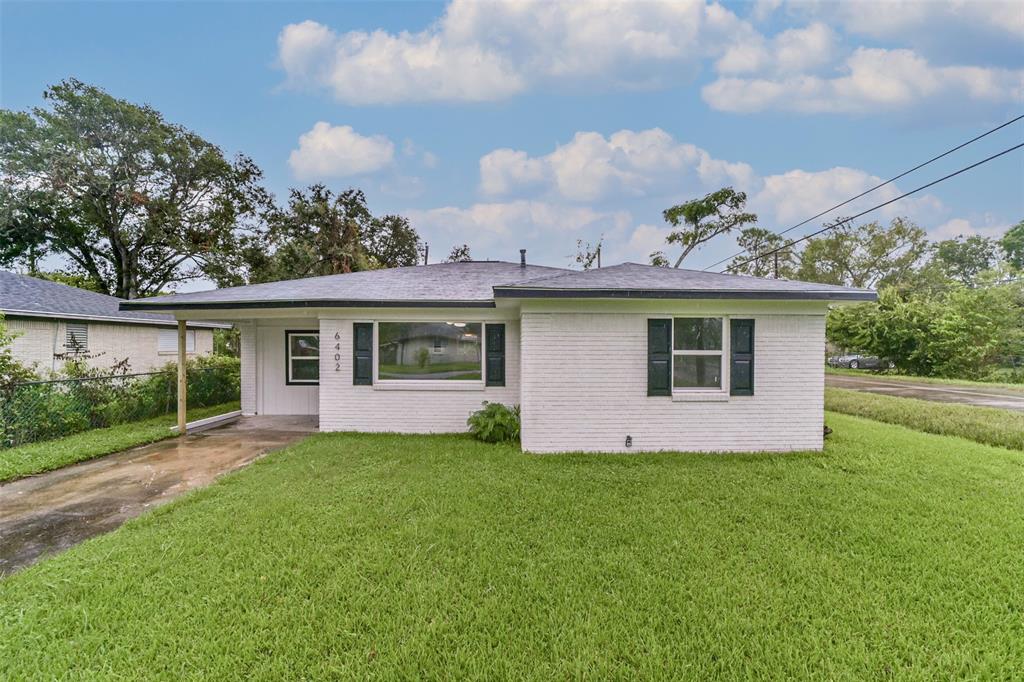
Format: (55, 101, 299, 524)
(0, 401, 240, 483)
(2, 414, 1022, 679)
(826, 366, 1024, 391)
(825, 387, 1024, 450)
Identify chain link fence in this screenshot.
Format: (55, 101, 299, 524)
(0, 364, 240, 449)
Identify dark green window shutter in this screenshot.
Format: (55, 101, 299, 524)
(485, 323, 506, 387)
(730, 319, 755, 396)
(353, 322, 373, 385)
(647, 318, 671, 396)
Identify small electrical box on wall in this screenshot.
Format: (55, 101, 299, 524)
(625, 435, 632, 448)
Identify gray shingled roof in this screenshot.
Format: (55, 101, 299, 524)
(493, 263, 877, 301)
(118, 260, 875, 311)
(121, 262, 572, 310)
(0, 271, 229, 327)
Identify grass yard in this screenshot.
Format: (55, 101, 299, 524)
(0, 401, 240, 482)
(825, 366, 1024, 391)
(826, 387, 1024, 451)
(2, 414, 1023, 679)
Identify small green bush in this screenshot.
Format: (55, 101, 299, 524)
(467, 401, 521, 443)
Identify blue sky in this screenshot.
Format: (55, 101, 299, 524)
(3, 0, 1022, 283)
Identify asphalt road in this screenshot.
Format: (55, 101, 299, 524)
(826, 373, 1024, 412)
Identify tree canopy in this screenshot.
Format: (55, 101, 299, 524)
(1002, 220, 1024, 270)
(795, 217, 930, 289)
(0, 79, 268, 298)
(225, 185, 423, 285)
(661, 188, 757, 268)
(934, 235, 1000, 286)
(725, 228, 798, 279)
(444, 244, 473, 263)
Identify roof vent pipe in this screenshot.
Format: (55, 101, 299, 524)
(520, 249, 527, 267)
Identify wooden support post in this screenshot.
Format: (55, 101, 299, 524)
(177, 320, 187, 436)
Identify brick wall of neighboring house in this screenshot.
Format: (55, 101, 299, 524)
(5, 318, 215, 374)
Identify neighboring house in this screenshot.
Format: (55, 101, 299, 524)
(121, 256, 875, 453)
(0, 271, 228, 373)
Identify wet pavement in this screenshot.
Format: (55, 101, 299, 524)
(826, 374, 1024, 412)
(0, 416, 315, 576)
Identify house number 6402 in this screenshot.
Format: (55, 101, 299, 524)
(334, 331, 342, 370)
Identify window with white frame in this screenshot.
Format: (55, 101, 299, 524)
(65, 323, 89, 353)
(158, 328, 196, 354)
(672, 317, 724, 390)
(286, 331, 319, 385)
(377, 322, 482, 381)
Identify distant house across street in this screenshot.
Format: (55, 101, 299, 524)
(0, 271, 229, 373)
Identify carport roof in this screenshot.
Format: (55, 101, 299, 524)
(119, 260, 876, 311)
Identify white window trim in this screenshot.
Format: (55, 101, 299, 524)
(671, 316, 730, 399)
(373, 320, 486, 391)
(286, 330, 320, 385)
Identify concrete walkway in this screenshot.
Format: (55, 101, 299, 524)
(0, 416, 315, 576)
(826, 373, 1024, 412)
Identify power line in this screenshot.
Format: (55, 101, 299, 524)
(702, 114, 1024, 272)
(723, 142, 1024, 273)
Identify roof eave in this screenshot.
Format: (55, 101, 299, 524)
(492, 288, 877, 302)
(119, 299, 498, 311)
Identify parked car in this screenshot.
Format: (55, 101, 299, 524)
(827, 354, 894, 370)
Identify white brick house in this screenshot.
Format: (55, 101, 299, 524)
(121, 259, 875, 453)
(1, 271, 227, 373)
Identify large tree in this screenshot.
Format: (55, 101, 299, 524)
(1002, 220, 1024, 270)
(796, 217, 930, 289)
(934, 235, 999, 286)
(235, 185, 424, 285)
(0, 79, 267, 298)
(661, 187, 757, 268)
(725, 228, 798, 279)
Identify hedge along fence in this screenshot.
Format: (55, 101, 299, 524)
(0, 356, 240, 448)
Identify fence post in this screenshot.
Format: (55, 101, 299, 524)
(177, 320, 187, 435)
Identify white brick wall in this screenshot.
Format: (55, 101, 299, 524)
(5, 317, 216, 373)
(520, 311, 826, 453)
(318, 315, 520, 433)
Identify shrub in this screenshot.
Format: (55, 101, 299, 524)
(467, 401, 521, 444)
(0, 356, 241, 448)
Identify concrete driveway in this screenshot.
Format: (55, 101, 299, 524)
(826, 373, 1024, 412)
(0, 416, 315, 576)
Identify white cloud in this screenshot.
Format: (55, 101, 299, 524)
(480, 128, 756, 202)
(703, 47, 1024, 114)
(930, 216, 1012, 240)
(407, 200, 631, 245)
(476, 129, 951, 245)
(752, 166, 945, 226)
(779, 0, 1024, 42)
(288, 122, 395, 179)
(402, 139, 439, 169)
(715, 22, 837, 76)
(276, 1, 749, 104)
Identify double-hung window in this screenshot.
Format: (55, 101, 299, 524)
(672, 317, 725, 391)
(286, 331, 319, 385)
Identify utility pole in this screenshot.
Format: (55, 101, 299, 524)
(773, 251, 779, 279)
